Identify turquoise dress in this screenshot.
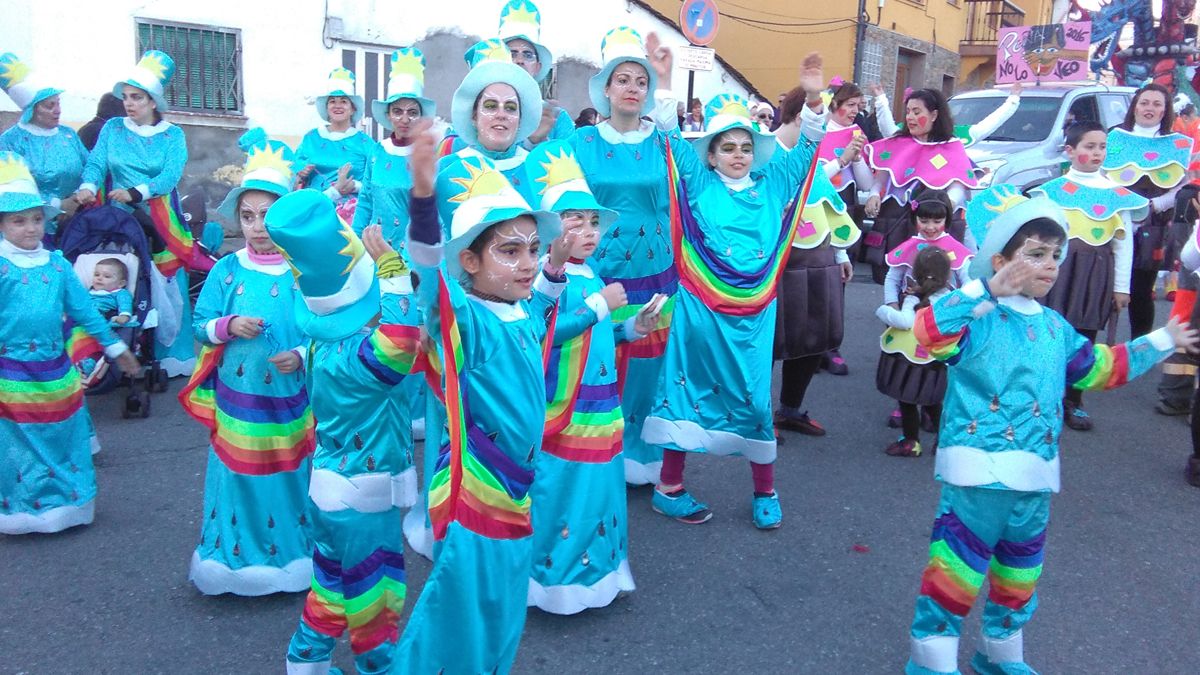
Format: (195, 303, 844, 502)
(294, 126, 374, 218)
(89, 287, 134, 324)
(394, 199, 563, 673)
(529, 260, 635, 614)
(568, 121, 678, 485)
(184, 249, 315, 595)
(79, 116, 194, 376)
(641, 138, 813, 465)
(0, 122, 88, 234)
(0, 240, 123, 534)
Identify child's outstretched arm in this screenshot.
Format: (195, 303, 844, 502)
(550, 279, 627, 346)
(348, 224, 422, 388)
(876, 296, 919, 330)
(1068, 317, 1199, 392)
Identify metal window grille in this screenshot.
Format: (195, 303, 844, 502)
(136, 19, 243, 115)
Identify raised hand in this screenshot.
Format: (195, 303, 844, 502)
(548, 227, 579, 270)
(799, 52, 824, 97)
(362, 224, 395, 262)
(334, 163, 356, 195)
(987, 258, 1036, 298)
(645, 32, 673, 88)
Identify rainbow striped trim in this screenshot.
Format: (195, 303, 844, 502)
(913, 306, 966, 363)
(178, 345, 316, 475)
(64, 321, 103, 365)
(426, 272, 535, 541)
(302, 547, 406, 653)
(542, 381, 624, 463)
(664, 140, 818, 316)
(357, 324, 420, 385)
(987, 531, 1044, 610)
(544, 331, 592, 436)
(919, 509, 990, 616)
(95, 183, 196, 275)
(1068, 342, 1131, 391)
(436, 134, 459, 159)
(0, 353, 84, 424)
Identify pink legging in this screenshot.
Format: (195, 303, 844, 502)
(659, 449, 775, 494)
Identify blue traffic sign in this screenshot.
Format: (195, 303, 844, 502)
(680, 0, 720, 47)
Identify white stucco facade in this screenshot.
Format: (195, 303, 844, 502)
(1, 0, 753, 140)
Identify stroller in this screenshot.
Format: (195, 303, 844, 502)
(58, 205, 170, 418)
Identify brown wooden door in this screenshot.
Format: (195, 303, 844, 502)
(894, 61, 911, 121)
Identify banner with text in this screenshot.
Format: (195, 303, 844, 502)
(996, 22, 1091, 84)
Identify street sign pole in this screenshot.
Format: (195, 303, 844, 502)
(680, 0, 719, 120)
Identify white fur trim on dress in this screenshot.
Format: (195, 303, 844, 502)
(910, 634, 959, 673)
(0, 499, 94, 535)
(402, 498, 434, 561)
(936, 445, 1061, 493)
(286, 659, 332, 675)
(308, 467, 417, 513)
(90, 434, 102, 455)
(641, 416, 777, 464)
(979, 629, 1024, 665)
(379, 275, 414, 296)
(527, 559, 635, 615)
(623, 458, 661, 486)
(158, 356, 196, 378)
(188, 550, 312, 596)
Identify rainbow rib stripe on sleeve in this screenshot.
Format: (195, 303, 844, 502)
(913, 306, 966, 362)
(427, 272, 534, 542)
(356, 324, 420, 386)
(1067, 342, 1131, 391)
(664, 141, 818, 316)
(178, 345, 316, 475)
(0, 353, 84, 423)
(64, 321, 103, 365)
(302, 546, 406, 653)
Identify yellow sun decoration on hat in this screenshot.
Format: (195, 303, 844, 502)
(535, 149, 584, 195)
(391, 51, 425, 80)
(605, 27, 643, 50)
(139, 53, 169, 80)
(0, 58, 30, 87)
(506, 4, 539, 25)
(335, 218, 366, 276)
(712, 95, 750, 118)
(449, 160, 510, 203)
(475, 40, 511, 64)
(0, 154, 33, 184)
(245, 144, 293, 177)
(982, 184, 1024, 217)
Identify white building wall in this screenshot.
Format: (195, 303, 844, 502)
(1, 0, 751, 140)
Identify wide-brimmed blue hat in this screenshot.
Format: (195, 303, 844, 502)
(526, 140, 617, 237)
(371, 48, 436, 131)
(316, 68, 365, 125)
(589, 27, 658, 117)
(497, 0, 553, 83)
(436, 153, 559, 284)
(264, 189, 379, 341)
(217, 128, 298, 221)
(689, 94, 778, 171)
(0, 151, 59, 219)
(966, 183, 1068, 281)
(0, 53, 63, 124)
(113, 50, 175, 112)
(452, 39, 543, 150)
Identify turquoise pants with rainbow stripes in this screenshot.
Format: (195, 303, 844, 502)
(906, 484, 1049, 675)
(286, 508, 405, 675)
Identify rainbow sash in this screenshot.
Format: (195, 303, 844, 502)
(302, 546, 406, 652)
(544, 331, 591, 437)
(178, 344, 316, 475)
(665, 140, 819, 316)
(426, 273, 535, 541)
(0, 353, 84, 423)
(96, 182, 200, 275)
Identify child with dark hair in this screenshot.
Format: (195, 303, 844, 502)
(875, 246, 954, 457)
(1032, 120, 1145, 431)
(88, 257, 135, 326)
(901, 184, 1197, 675)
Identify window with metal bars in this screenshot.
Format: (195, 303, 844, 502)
(136, 19, 243, 115)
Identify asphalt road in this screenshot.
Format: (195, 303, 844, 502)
(3, 265, 1197, 674)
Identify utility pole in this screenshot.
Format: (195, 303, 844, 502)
(853, 0, 867, 84)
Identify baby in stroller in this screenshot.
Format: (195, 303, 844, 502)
(88, 258, 138, 327)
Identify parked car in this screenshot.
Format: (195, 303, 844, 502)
(949, 84, 1136, 194)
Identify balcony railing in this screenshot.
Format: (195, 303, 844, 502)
(962, 0, 1026, 46)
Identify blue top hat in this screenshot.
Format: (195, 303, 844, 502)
(113, 50, 175, 112)
(526, 140, 617, 238)
(588, 27, 658, 117)
(316, 68, 365, 126)
(371, 48, 437, 131)
(452, 39, 543, 150)
(217, 129, 299, 221)
(497, 0, 554, 83)
(689, 94, 779, 171)
(0, 151, 59, 218)
(0, 53, 64, 124)
(966, 183, 1068, 281)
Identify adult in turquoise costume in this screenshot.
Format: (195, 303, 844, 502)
(295, 68, 374, 225)
(567, 27, 681, 485)
(0, 152, 139, 535)
(0, 53, 87, 238)
(75, 50, 200, 377)
(393, 129, 565, 674)
(903, 185, 1195, 675)
(181, 132, 315, 596)
(268, 191, 421, 675)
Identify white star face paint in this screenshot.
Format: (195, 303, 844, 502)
(473, 83, 520, 152)
(466, 216, 540, 301)
(238, 190, 279, 254)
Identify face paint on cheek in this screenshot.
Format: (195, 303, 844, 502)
(917, 116, 928, 128)
(483, 226, 538, 290)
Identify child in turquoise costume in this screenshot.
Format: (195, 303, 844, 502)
(75, 50, 199, 377)
(1032, 121, 1146, 432)
(392, 125, 568, 673)
(526, 140, 662, 614)
(640, 93, 817, 529)
(296, 68, 374, 225)
(179, 133, 316, 596)
(88, 258, 137, 327)
(567, 27, 682, 486)
(267, 191, 421, 675)
(0, 53, 87, 237)
(404, 38, 546, 561)
(0, 152, 139, 535)
(903, 184, 1198, 675)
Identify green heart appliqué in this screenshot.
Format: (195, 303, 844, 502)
(833, 225, 852, 241)
(1091, 227, 1106, 240)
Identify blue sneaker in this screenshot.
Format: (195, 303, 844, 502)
(1064, 402, 1093, 431)
(752, 492, 782, 529)
(652, 488, 712, 524)
(969, 651, 1038, 675)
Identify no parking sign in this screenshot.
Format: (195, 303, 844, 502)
(680, 0, 720, 46)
